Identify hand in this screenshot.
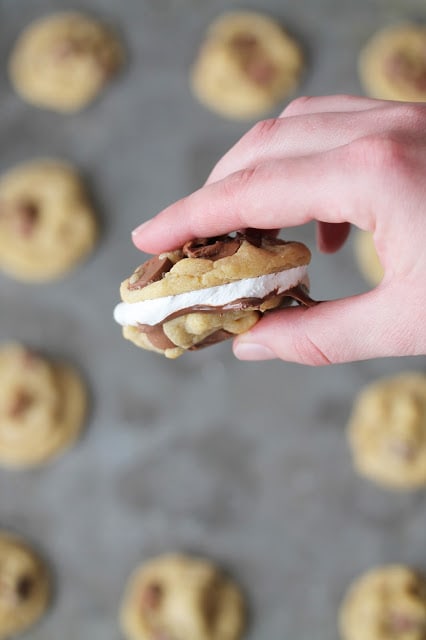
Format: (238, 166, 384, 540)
(132, 95, 426, 365)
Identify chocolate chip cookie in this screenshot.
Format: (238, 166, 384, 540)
(190, 11, 304, 119)
(120, 553, 245, 640)
(0, 343, 87, 467)
(0, 159, 97, 282)
(0, 532, 50, 639)
(354, 230, 384, 286)
(9, 11, 123, 112)
(114, 230, 316, 358)
(348, 373, 426, 490)
(340, 565, 426, 640)
(359, 24, 426, 102)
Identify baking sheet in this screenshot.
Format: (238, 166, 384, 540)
(0, 0, 425, 638)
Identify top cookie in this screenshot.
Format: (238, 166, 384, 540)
(9, 12, 123, 112)
(359, 24, 426, 101)
(190, 11, 304, 119)
(120, 553, 245, 640)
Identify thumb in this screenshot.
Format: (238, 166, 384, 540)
(233, 283, 420, 365)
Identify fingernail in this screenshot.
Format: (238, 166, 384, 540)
(234, 342, 276, 361)
(131, 220, 151, 237)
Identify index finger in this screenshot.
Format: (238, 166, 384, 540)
(132, 145, 375, 254)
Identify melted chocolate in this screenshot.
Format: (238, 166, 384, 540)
(182, 235, 242, 260)
(128, 256, 173, 290)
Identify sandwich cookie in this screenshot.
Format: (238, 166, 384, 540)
(114, 231, 317, 358)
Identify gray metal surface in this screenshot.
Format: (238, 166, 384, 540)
(0, 0, 425, 638)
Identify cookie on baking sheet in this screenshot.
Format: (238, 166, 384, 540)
(348, 373, 426, 490)
(0, 532, 50, 639)
(0, 343, 87, 467)
(120, 553, 246, 640)
(114, 230, 316, 358)
(339, 565, 426, 640)
(354, 230, 384, 286)
(359, 24, 426, 102)
(190, 11, 304, 119)
(9, 11, 123, 112)
(0, 159, 97, 282)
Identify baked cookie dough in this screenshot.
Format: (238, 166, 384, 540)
(114, 230, 316, 358)
(348, 373, 426, 490)
(0, 532, 50, 639)
(354, 230, 384, 286)
(359, 24, 426, 102)
(0, 343, 87, 467)
(120, 553, 245, 640)
(339, 565, 426, 640)
(9, 11, 123, 112)
(0, 159, 97, 282)
(190, 11, 304, 119)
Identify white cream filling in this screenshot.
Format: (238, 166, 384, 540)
(114, 265, 308, 327)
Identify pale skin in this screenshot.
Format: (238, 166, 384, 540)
(132, 95, 426, 365)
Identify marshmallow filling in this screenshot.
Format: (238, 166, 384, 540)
(114, 265, 309, 328)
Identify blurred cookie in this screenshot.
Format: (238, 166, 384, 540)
(340, 565, 426, 640)
(0, 532, 50, 639)
(9, 11, 123, 112)
(359, 24, 426, 101)
(354, 230, 384, 286)
(0, 159, 97, 282)
(114, 230, 316, 358)
(348, 373, 426, 489)
(190, 11, 304, 119)
(120, 553, 245, 640)
(0, 343, 87, 467)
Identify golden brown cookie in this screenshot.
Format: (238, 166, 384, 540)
(0, 159, 98, 282)
(120, 553, 245, 640)
(339, 565, 426, 640)
(354, 231, 384, 286)
(190, 11, 304, 119)
(114, 231, 316, 358)
(348, 373, 426, 490)
(9, 11, 123, 112)
(0, 532, 50, 639)
(0, 343, 87, 467)
(359, 24, 426, 102)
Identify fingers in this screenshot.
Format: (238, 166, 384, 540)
(233, 282, 420, 365)
(133, 146, 375, 253)
(316, 221, 351, 253)
(206, 105, 401, 187)
(280, 94, 390, 117)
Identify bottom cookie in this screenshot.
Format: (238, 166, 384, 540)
(120, 553, 246, 640)
(339, 565, 426, 640)
(354, 230, 384, 286)
(0, 532, 50, 639)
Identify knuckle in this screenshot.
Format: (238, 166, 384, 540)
(246, 117, 282, 144)
(291, 332, 333, 366)
(347, 134, 409, 173)
(281, 95, 315, 116)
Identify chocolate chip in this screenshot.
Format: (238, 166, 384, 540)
(16, 575, 33, 600)
(231, 33, 258, 51)
(128, 256, 173, 290)
(244, 58, 276, 85)
(141, 582, 163, 610)
(388, 612, 426, 633)
(385, 52, 426, 91)
(8, 389, 34, 418)
(388, 440, 417, 461)
(182, 236, 241, 260)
